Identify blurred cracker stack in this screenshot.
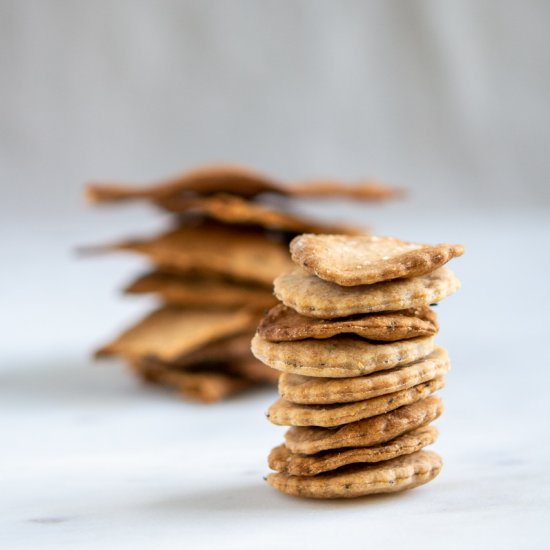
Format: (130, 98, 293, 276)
(85, 164, 399, 403)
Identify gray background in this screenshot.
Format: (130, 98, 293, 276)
(1, 0, 549, 218)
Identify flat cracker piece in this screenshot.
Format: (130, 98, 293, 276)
(131, 361, 253, 403)
(258, 303, 438, 342)
(267, 376, 445, 427)
(86, 164, 400, 203)
(279, 346, 449, 404)
(230, 358, 280, 384)
(274, 267, 460, 318)
(96, 306, 256, 362)
(269, 425, 438, 475)
(112, 225, 294, 286)
(284, 395, 443, 454)
(266, 450, 442, 499)
(290, 234, 464, 286)
(251, 334, 435, 378)
(155, 194, 361, 235)
(125, 271, 277, 310)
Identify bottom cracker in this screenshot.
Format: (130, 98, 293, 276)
(266, 450, 442, 499)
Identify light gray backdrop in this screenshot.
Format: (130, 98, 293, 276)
(1, 0, 549, 218)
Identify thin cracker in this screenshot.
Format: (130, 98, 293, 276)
(274, 267, 460, 318)
(290, 234, 464, 286)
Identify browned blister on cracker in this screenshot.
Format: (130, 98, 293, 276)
(268, 425, 438, 476)
(290, 234, 464, 286)
(284, 396, 443, 454)
(155, 193, 362, 235)
(251, 333, 435, 378)
(96, 306, 257, 363)
(110, 225, 294, 286)
(279, 346, 449, 404)
(125, 270, 277, 311)
(267, 376, 445, 427)
(274, 268, 460, 318)
(266, 450, 442, 498)
(258, 303, 438, 342)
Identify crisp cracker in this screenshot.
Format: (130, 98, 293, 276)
(111, 225, 294, 286)
(251, 333, 435, 378)
(229, 357, 280, 384)
(268, 425, 438, 475)
(131, 361, 253, 403)
(125, 270, 277, 310)
(258, 303, 438, 342)
(266, 450, 442, 499)
(155, 194, 361, 235)
(96, 306, 256, 363)
(267, 376, 445, 427)
(290, 234, 464, 286)
(284, 396, 443, 454)
(274, 267, 460, 318)
(279, 346, 449, 404)
(86, 164, 400, 203)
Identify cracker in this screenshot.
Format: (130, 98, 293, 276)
(258, 303, 438, 342)
(96, 306, 256, 362)
(86, 164, 400, 203)
(131, 361, 252, 403)
(274, 267, 460, 318)
(266, 450, 442, 498)
(155, 194, 361, 235)
(284, 396, 442, 454)
(229, 357, 280, 384)
(268, 425, 438, 475)
(290, 234, 464, 286)
(125, 271, 277, 310)
(112, 225, 294, 286)
(267, 376, 445, 427)
(279, 346, 449, 404)
(251, 333, 435, 378)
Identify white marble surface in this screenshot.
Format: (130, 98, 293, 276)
(2, 208, 550, 549)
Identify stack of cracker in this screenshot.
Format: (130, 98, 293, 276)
(252, 234, 464, 498)
(86, 165, 399, 403)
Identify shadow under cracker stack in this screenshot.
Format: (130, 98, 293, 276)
(251, 233, 463, 498)
(84, 164, 400, 403)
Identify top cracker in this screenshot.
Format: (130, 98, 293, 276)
(290, 234, 464, 286)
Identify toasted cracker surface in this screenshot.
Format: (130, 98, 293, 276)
(112, 225, 294, 286)
(266, 450, 442, 498)
(269, 426, 438, 475)
(251, 333, 434, 378)
(258, 303, 438, 342)
(274, 267, 460, 318)
(131, 360, 253, 403)
(86, 164, 400, 203)
(155, 194, 361, 235)
(284, 396, 443, 454)
(125, 270, 277, 310)
(279, 346, 449, 404)
(267, 376, 445, 427)
(229, 357, 280, 384)
(290, 234, 464, 286)
(96, 306, 256, 362)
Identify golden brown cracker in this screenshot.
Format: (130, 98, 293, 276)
(279, 346, 449, 404)
(125, 270, 277, 310)
(274, 267, 460, 318)
(290, 234, 464, 286)
(257, 303, 438, 342)
(284, 396, 443, 454)
(96, 306, 256, 363)
(266, 450, 442, 498)
(268, 426, 438, 475)
(251, 333, 435, 378)
(267, 376, 445, 427)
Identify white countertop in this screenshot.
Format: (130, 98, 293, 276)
(2, 208, 549, 549)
